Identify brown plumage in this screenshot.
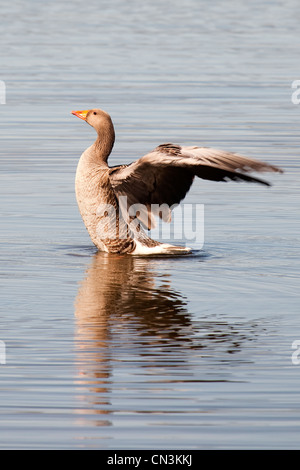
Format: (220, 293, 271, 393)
(72, 108, 283, 255)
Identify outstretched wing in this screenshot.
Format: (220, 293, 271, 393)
(109, 143, 283, 229)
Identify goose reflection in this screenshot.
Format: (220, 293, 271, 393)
(74, 252, 254, 424)
(74, 251, 191, 424)
(74, 252, 191, 347)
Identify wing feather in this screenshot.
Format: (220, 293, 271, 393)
(109, 144, 283, 229)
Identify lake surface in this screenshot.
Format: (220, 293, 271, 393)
(0, 0, 300, 449)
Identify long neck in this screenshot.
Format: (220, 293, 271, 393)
(91, 118, 115, 165)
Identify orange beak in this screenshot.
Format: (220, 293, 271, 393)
(71, 110, 89, 121)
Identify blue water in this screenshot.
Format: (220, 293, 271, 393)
(0, 0, 300, 449)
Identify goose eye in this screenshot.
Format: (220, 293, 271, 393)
(93, 111, 97, 115)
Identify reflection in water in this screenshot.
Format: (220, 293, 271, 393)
(75, 252, 191, 340)
(74, 252, 254, 422)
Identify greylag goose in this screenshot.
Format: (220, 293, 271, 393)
(72, 108, 283, 255)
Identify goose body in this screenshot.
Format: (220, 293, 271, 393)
(72, 108, 283, 255)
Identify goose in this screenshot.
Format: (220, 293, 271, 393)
(72, 108, 283, 255)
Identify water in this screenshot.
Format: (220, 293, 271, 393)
(1, 0, 300, 449)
